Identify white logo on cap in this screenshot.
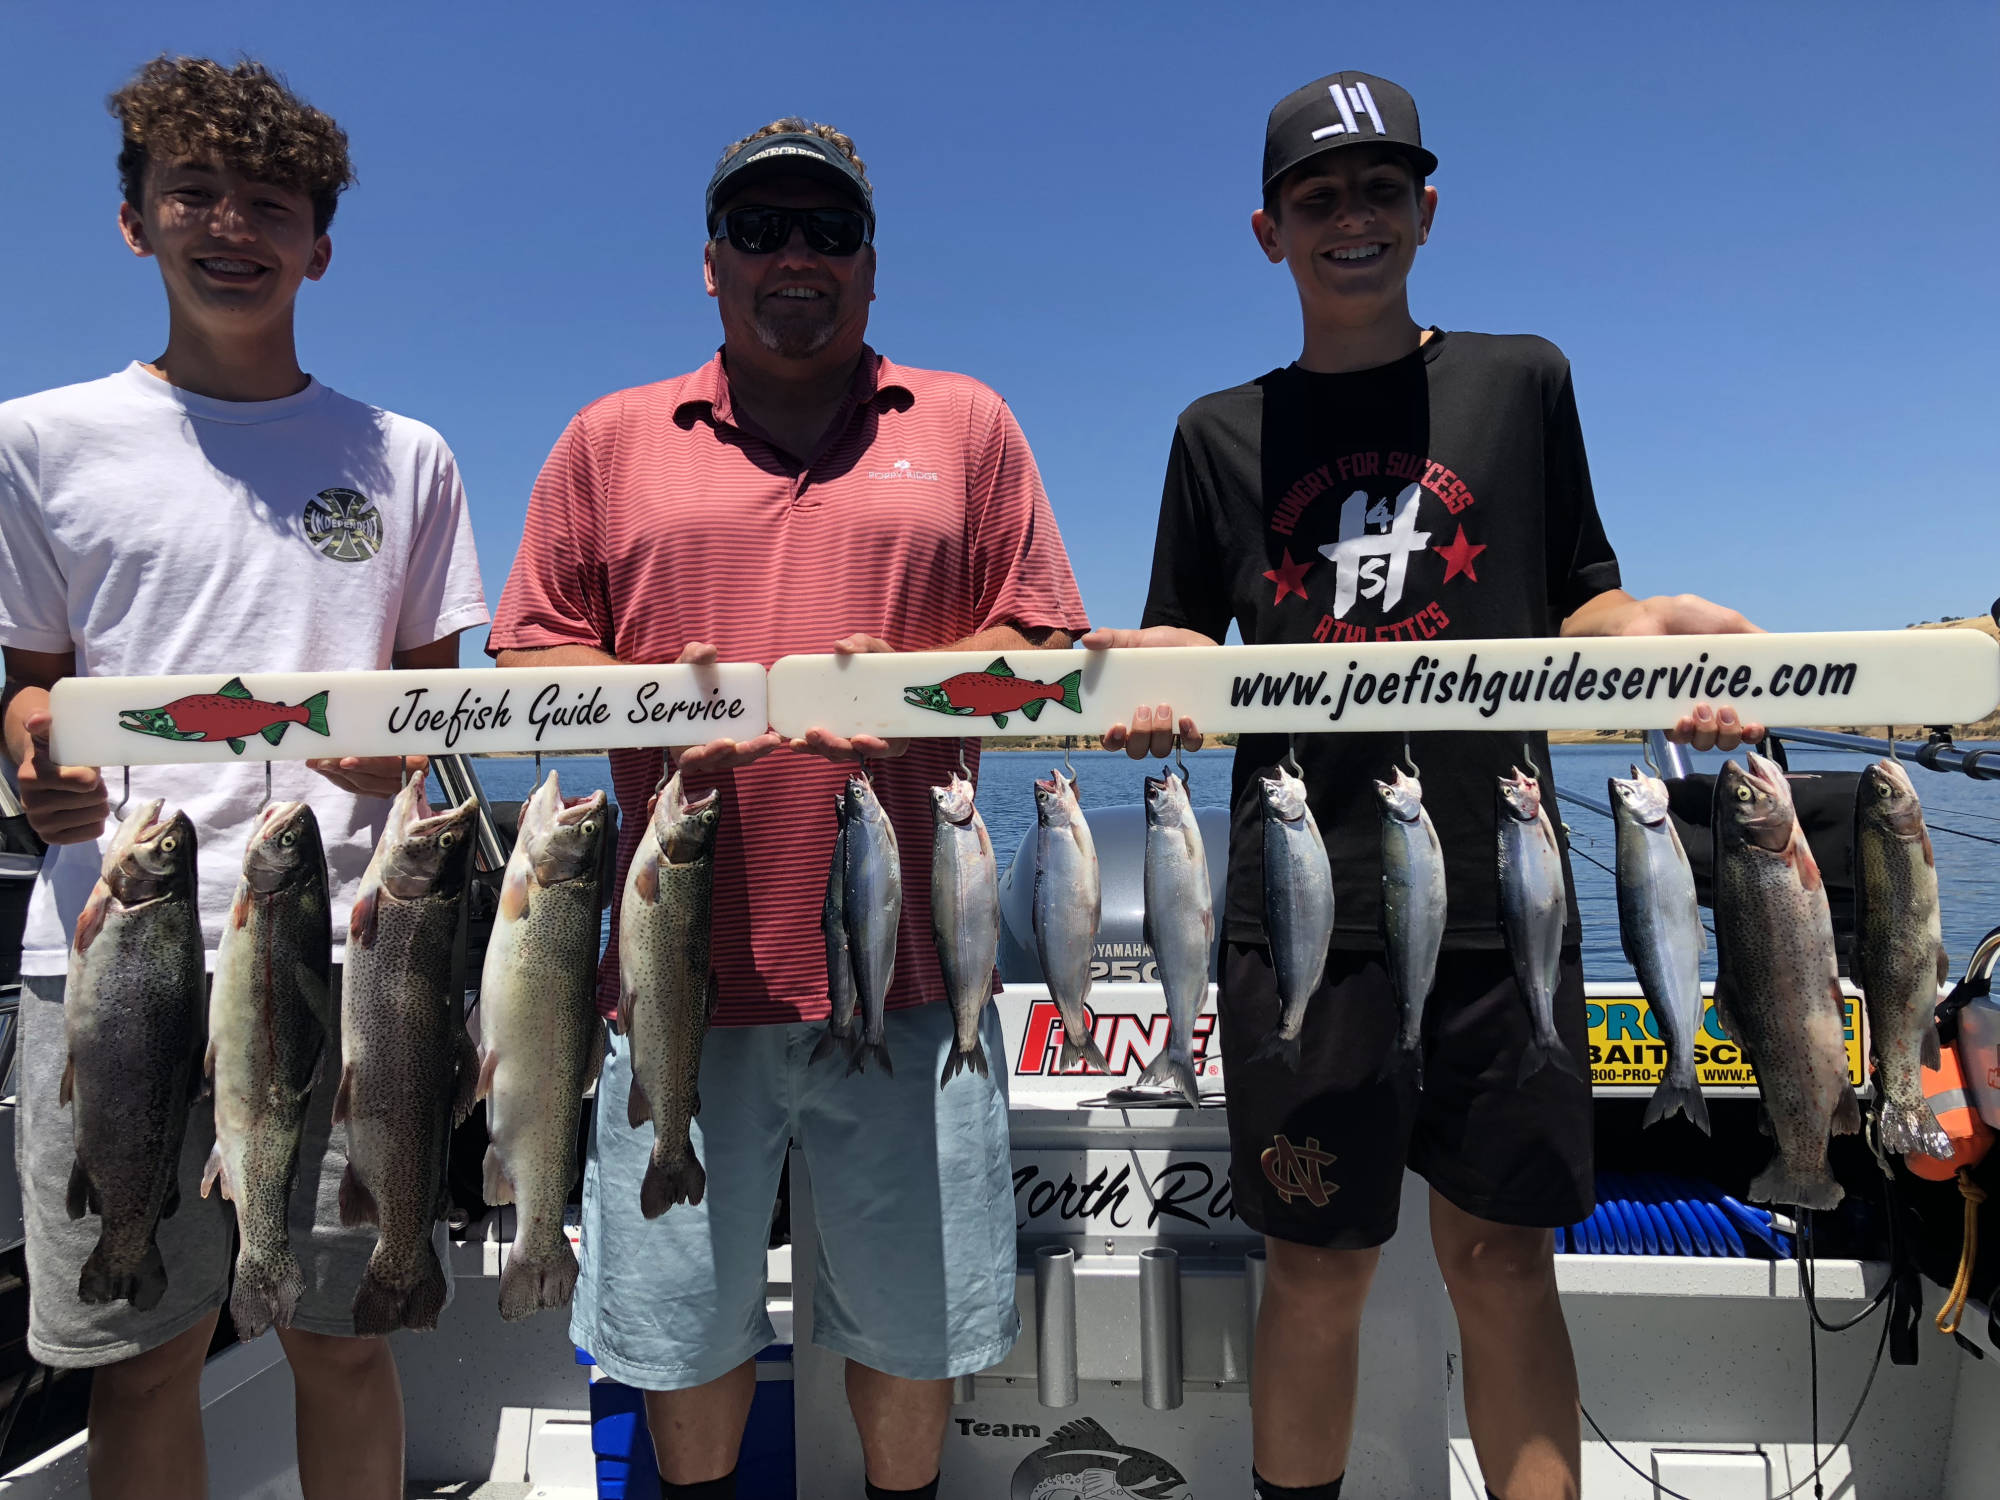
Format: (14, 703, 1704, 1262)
(744, 144, 824, 165)
(1311, 80, 1387, 142)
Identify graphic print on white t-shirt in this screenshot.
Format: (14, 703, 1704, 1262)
(0, 363, 489, 975)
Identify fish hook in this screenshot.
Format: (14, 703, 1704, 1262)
(114, 765, 130, 819)
(1281, 734, 1302, 778)
(534, 750, 543, 789)
(1062, 736, 1076, 789)
(856, 746, 872, 785)
(1174, 737, 1190, 788)
(1885, 726, 1898, 765)
(955, 737, 971, 782)
(259, 758, 273, 812)
(1521, 742, 1541, 782)
(1399, 733, 1421, 781)
(1641, 735, 1663, 778)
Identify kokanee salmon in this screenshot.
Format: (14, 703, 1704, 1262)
(119, 676, 330, 754)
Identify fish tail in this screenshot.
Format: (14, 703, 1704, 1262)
(1876, 1096, 1952, 1159)
(1136, 1052, 1201, 1107)
(1055, 670, 1083, 714)
(939, 1039, 990, 1089)
(1642, 1077, 1712, 1137)
(481, 1145, 515, 1207)
(498, 1234, 580, 1322)
(1376, 1038, 1424, 1090)
(354, 1243, 448, 1336)
(1247, 1027, 1303, 1072)
(809, 1024, 855, 1068)
(80, 1236, 168, 1312)
(1747, 1159, 1844, 1212)
(846, 1042, 894, 1078)
(300, 691, 330, 737)
(1059, 1032, 1114, 1075)
(640, 1144, 706, 1219)
(230, 1248, 306, 1338)
(1517, 1032, 1585, 1085)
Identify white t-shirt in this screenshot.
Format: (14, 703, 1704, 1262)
(0, 363, 489, 975)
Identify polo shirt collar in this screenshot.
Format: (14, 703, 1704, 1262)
(675, 346, 912, 433)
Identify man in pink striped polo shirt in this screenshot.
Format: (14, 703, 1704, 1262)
(490, 118, 1088, 1499)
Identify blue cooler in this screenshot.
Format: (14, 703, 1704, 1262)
(585, 1345, 796, 1499)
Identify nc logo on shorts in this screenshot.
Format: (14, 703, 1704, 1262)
(1261, 1134, 1338, 1207)
(303, 487, 383, 562)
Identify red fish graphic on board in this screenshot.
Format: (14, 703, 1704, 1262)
(118, 677, 332, 754)
(901, 657, 1084, 729)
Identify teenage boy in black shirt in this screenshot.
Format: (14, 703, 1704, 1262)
(1087, 71, 1759, 1500)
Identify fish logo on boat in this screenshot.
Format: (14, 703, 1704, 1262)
(303, 487, 383, 562)
(903, 657, 1083, 729)
(119, 677, 331, 755)
(1009, 1417, 1192, 1500)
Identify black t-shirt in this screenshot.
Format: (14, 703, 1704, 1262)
(1141, 330, 1622, 952)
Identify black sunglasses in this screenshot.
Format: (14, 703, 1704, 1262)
(713, 205, 872, 257)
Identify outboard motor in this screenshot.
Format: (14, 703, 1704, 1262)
(994, 803, 1229, 985)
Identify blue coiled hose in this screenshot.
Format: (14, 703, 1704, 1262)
(1555, 1174, 1792, 1258)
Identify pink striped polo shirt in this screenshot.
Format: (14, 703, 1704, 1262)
(489, 348, 1090, 1025)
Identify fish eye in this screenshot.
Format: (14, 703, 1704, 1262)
(581, 820, 597, 835)
(161, 835, 179, 851)
(1734, 785, 1753, 802)
(439, 831, 458, 847)
(280, 830, 297, 846)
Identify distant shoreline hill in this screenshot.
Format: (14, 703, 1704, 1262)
(981, 616, 2000, 751)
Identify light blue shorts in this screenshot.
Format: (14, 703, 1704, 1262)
(571, 1000, 1020, 1390)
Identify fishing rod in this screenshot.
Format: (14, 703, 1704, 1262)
(1766, 726, 2000, 781)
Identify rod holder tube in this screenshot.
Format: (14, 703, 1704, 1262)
(1139, 1247, 1183, 1411)
(1034, 1245, 1078, 1408)
(1244, 1247, 1267, 1376)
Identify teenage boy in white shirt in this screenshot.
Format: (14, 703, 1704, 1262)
(0, 56, 486, 1500)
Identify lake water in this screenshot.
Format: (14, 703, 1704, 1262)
(467, 741, 2000, 985)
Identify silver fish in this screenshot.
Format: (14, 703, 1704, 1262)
(1250, 764, 1333, 1071)
(810, 793, 859, 1067)
(1136, 768, 1212, 1105)
(932, 773, 999, 1088)
(841, 775, 901, 1076)
(1713, 754, 1860, 1210)
(1853, 759, 1951, 1158)
(1033, 769, 1113, 1074)
(1610, 768, 1710, 1134)
(1497, 767, 1581, 1082)
(336, 778, 482, 1334)
(618, 771, 721, 1217)
(1375, 767, 1445, 1085)
(63, 800, 204, 1310)
(206, 800, 331, 1337)
(478, 772, 610, 1319)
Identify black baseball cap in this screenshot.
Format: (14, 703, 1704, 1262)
(1262, 71, 1437, 191)
(705, 131, 875, 235)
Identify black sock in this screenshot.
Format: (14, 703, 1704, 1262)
(660, 1473, 736, 1500)
(865, 1476, 940, 1500)
(1252, 1472, 1343, 1500)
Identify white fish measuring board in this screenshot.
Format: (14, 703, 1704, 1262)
(48, 664, 768, 766)
(767, 630, 2000, 739)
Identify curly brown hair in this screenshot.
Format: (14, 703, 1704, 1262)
(110, 56, 355, 237)
(717, 117, 869, 187)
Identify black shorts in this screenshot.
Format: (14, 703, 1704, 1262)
(1221, 942, 1594, 1248)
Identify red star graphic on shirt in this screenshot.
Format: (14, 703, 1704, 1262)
(1262, 549, 1315, 605)
(1432, 524, 1488, 585)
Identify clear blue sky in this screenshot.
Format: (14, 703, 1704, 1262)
(4, 2, 1995, 661)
